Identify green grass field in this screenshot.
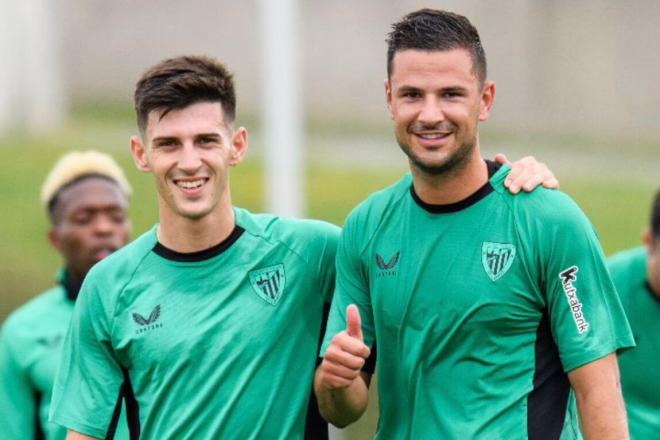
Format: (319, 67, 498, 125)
(0, 105, 655, 438)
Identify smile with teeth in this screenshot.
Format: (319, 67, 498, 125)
(175, 178, 207, 190)
(415, 132, 451, 139)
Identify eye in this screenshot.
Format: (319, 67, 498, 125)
(402, 90, 421, 99)
(71, 213, 92, 225)
(154, 139, 178, 148)
(442, 89, 464, 99)
(109, 210, 127, 223)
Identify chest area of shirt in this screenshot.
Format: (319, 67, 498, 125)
(112, 252, 324, 366)
(365, 216, 542, 332)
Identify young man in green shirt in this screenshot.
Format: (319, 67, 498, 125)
(316, 9, 634, 440)
(0, 151, 132, 439)
(49, 55, 343, 440)
(608, 190, 660, 439)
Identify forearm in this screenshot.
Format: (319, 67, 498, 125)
(576, 384, 628, 440)
(67, 430, 100, 440)
(570, 354, 629, 440)
(314, 369, 369, 428)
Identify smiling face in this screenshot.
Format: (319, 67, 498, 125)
(386, 48, 494, 176)
(50, 177, 131, 280)
(131, 101, 247, 225)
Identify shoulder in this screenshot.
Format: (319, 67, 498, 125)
(492, 171, 592, 232)
(1, 286, 65, 341)
(235, 207, 340, 258)
(344, 174, 411, 234)
(85, 226, 158, 284)
(607, 246, 646, 283)
(608, 246, 646, 270)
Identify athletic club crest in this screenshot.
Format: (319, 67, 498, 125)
(481, 242, 516, 281)
(249, 264, 286, 305)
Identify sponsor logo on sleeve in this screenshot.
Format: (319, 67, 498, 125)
(133, 305, 163, 334)
(375, 251, 400, 277)
(482, 242, 516, 281)
(249, 264, 286, 305)
(559, 266, 590, 334)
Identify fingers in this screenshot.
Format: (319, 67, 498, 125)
(493, 153, 510, 165)
(346, 305, 363, 341)
(506, 156, 559, 193)
(542, 176, 560, 189)
(319, 330, 371, 390)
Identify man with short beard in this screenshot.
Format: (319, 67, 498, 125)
(316, 9, 634, 440)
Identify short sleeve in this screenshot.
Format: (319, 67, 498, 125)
(539, 196, 635, 372)
(314, 222, 341, 304)
(0, 325, 36, 439)
(49, 276, 125, 438)
(320, 212, 376, 355)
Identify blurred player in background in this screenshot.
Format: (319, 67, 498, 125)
(0, 151, 132, 439)
(608, 190, 660, 439)
(316, 8, 634, 439)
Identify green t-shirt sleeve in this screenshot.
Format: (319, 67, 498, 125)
(321, 212, 375, 355)
(314, 222, 341, 304)
(0, 324, 36, 439)
(49, 276, 124, 438)
(538, 195, 635, 372)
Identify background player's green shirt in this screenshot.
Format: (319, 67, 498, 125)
(608, 247, 660, 440)
(50, 208, 339, 439)
(322, 163, 634, 440)
(0, 274, 129, 440)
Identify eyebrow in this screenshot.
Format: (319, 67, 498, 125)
(152, 136, 179, 144)
(397, 85, 421, 94)
(194, 133, 222, 140)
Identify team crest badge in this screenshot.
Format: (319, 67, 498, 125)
(249, 264, 286, 305)
(481, 242, 516, 281)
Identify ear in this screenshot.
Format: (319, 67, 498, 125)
(643, 228, 653, 250)
(48, 227, 61, 252)
(130, 135, 151, 172)
(384, 79, 394, 120)
(478, 80, 496, 122)
(229, 127, 249, 166)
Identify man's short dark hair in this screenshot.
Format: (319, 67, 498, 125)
(386, 8, 487, 83)
(134, 55, 236, 133)
(651, 190, 660, 239)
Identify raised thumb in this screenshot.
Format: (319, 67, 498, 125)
(346, 304, 363, 341)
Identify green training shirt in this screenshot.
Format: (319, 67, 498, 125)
(50, 208, 339, 439)
(608, 247, 660, 440)
(0, 273, 129, 440)
(322, 162, 634, 440)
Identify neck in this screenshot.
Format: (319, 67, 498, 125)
(647, 277, 660, 300)
(157, 197, 236, 253)
(411, 149, 488, 205)
(62, 268, 84, 301)
(647, 255, 660, 300)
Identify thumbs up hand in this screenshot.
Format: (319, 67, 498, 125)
(318, 305, 371, 389)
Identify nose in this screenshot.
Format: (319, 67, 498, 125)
(178, 142, 203, 173)
(418, 96, 445, 125)
(92, 213, 115, 236)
